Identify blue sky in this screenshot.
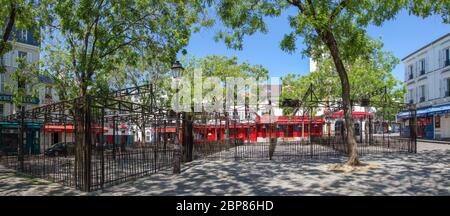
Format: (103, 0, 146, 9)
(183, 9, 450, 82)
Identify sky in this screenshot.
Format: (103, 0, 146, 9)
(183, 9, 450, 82)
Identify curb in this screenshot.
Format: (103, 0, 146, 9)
(417, 139, 450, 145)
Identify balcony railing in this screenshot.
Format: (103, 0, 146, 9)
(420, 97, 425, 102)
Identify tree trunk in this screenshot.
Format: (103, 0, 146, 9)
(74, 97, 92, 191)
(0, 2, 16, 56)
(182, 112, 194, 162)
(320, 30, 360, 166)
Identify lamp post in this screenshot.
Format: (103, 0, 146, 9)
(171, 60, 183, 174)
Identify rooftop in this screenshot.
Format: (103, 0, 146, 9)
(402, 32, 450, 61)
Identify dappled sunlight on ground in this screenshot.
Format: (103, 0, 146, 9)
(0, 142, 449, 196)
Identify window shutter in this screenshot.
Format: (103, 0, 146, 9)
(4, 52, 11, 66)
(414, 87, 417, 102)
(413, 62, 417, 77)
(12, 51, 18, 67)
(27, 52, 32, 63)
(405, 66, 407, 81)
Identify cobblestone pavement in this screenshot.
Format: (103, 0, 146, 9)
(0, 142, 448, 196)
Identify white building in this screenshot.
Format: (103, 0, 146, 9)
(400, 33, 450, 140)
(0, 27, 43, 117)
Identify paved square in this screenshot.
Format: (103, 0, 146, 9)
(0, 142, 448, 196)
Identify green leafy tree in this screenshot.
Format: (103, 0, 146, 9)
(212, 0, 447, 166)
(180, 55, 269, 111)
(281, 40, 405, 119)
(178, 55, 269, 142)
(39, 0, 210, 190)
(0, 0, 41, 73)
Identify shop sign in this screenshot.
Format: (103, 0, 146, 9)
(0, 94, 39, 104)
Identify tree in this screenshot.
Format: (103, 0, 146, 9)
(212, 0, 448, 166)
(178, 55, 269, 158)
(39, 0, 210, 191)
(0, 0, 41, 73)
(281, 40, 405, 120)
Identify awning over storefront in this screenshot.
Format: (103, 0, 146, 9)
(397, 104, 450, 119)
(330, 111, 373, 119)
(152, 127, 176, 133)
(430, 104, 450, 115)
(397, 107, 432, 119)
(44, 125, 109, 133)
(257, 116, 324, 124)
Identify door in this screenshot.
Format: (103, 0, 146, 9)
(53, 133, 59, 144)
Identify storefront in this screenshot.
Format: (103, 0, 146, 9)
(0, 121, 42, 155)
(430, 104, 450, 139)
(397, 104, 450, 140)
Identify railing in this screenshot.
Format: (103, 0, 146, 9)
(0, 145, 175, 191)
(192, 135, 415, 161)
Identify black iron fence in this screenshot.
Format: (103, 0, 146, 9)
(192, 135, 415, 162)
(0, 86, 418, 192)
(0, 145, 175, 190)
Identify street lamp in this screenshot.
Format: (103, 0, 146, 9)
(171, 61, 184, 79)
(171, 60, 183, 174)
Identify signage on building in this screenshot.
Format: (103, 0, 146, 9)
(0, 94, 39, 104)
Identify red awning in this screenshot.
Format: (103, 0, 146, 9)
(153, 127, 176, 133)
(44, 125, 109, 133)
(330, 111, 373, 119)
(118, 125, 128, 129)
(257, 116, 324, 124)
(44, 125, 74, 133)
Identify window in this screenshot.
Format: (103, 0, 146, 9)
(408, 89, 414, 104)
(20, 29, 27, 42)
(0, 74, 4, 92)
(446, 79, 450, 97)
(446, 48, 450, 64)
(45, 86, 52, 98)
(16, 51, 29, 66)
(0, 104, 3, 117)
(419, 59, 425, 75)
(443, 48, 450, 67)
(408, 65, 414, 79)
(419, 85, 426, 102)
(18, 51, 27, 59)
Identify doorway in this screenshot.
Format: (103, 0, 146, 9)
(53, 133, 59, 144)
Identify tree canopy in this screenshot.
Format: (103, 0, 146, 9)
(281, 40, 405, 120)
(40, 0, 212, 99)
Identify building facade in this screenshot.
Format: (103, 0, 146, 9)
(399, 33, 450, 140)
(0, 27, 41, 116)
